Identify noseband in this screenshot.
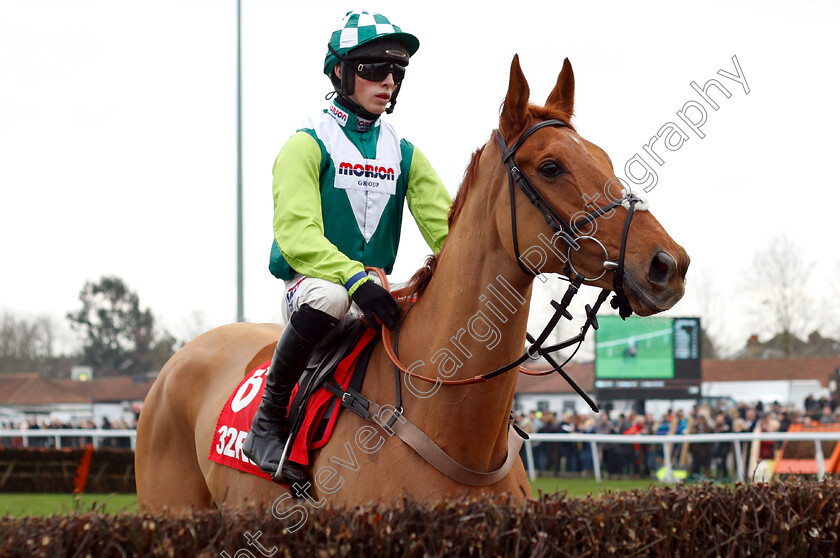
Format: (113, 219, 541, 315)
(323, 122, 650, 487)
(377, 120, 645, 414)
(495, 119, 641, 318)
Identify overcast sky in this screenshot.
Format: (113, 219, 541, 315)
(2, 0, 837, 355)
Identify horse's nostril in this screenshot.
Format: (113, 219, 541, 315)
(648, 251, 676, 286)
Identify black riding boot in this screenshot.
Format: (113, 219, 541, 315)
(242, 304, 339, 483)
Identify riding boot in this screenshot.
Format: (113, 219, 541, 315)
(242, 304, 339, 483)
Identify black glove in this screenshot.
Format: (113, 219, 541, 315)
(351, 280, 400, 330)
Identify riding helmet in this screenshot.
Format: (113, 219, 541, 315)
(324, 11, 419, 100)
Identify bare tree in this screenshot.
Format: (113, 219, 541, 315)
(829, 261, 840, 340)
(745, 235, 815, 355)
(675, 266, 725, 358)
(0, 311, 57, 373)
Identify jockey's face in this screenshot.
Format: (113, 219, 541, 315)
(336, 66, 397, 116)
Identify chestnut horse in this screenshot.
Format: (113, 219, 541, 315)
(136, 56, 688, 511)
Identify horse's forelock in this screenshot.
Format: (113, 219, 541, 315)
(529, 105, 575, 131)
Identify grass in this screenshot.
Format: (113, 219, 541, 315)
(0, 478, 664, 516)
(529, 476, 660, 496)
(0, 493, 139, 517)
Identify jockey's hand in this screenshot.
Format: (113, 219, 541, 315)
(351, 280, 400, 330)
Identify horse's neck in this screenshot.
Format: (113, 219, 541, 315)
(397, 183, 533, 470)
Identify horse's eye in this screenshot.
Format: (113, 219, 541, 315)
(539, 161, 564, 177)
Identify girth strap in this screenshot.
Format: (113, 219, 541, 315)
(366, 399, 525, 487)
(325, 378, 525, 486)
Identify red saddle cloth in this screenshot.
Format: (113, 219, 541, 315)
(208, 329, 378, 481)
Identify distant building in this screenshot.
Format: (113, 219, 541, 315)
(702, 356, 840, 408)
(514, 356, 840, 416)
(734, 331, 840, 360)
(0, 373, 154, 426)
(515, 362, 593, 416)
(0, 373, 91, 421)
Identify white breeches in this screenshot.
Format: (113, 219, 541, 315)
(281, 274, 353, 323)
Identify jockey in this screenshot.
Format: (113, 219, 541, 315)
(243, 11, 452, 483)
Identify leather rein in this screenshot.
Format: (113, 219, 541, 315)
(376, 119, 643, 413)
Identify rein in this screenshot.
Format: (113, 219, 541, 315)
(372, 118, 643, 414)
(327, 119, 646, 487)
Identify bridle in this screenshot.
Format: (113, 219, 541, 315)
(320, 118, 646, 486)
(496, 118, 641, 317)
(378, 118, 644, 412)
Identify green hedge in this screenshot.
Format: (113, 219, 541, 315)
(1, 478, 838, 557)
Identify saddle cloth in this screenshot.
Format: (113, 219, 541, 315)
(208, 323, 378, 481)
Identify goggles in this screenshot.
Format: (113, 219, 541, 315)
(353, 60, 406, 83)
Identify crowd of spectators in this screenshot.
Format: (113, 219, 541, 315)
(516, 394, 840, 479)
(0, 416, 137, 449)
(4, 395, 840, 467)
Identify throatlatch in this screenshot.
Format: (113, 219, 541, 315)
(317, 119, 650, 486)
(495, 120, 643, 321)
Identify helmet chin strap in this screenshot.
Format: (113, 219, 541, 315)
(384, 83, 400, 114)
(334, 78, 402, 119)
(336, 93, 381, 121)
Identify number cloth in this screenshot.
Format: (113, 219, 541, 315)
(209, 328, 379, 479)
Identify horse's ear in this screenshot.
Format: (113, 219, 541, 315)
(545, 58, 575, 118)
(500, 54, 530, 139)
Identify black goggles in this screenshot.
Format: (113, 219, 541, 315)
(353, 60, 406, 83)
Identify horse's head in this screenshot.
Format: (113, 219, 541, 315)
(494, 55, 688, 316)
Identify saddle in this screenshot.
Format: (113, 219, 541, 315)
(211, 314, 526, 490)
(284, 318, 377, 462)
(209, 318, 378, 483)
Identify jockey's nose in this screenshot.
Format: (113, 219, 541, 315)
(383, 73, 395, 86)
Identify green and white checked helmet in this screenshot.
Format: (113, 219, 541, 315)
(324, 11, 419, 77)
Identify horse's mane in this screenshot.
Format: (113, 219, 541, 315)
(448, 144, 487, 231)
(398, 106, 572, 302)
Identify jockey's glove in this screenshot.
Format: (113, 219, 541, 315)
(351, 280, 400, 331)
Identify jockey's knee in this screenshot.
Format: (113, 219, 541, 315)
(292, 278, 351, 321)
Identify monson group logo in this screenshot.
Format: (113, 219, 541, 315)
(337, 161, 396, 189)
(328, 103, 349, 126)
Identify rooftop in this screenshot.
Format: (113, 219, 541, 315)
(0, 373, 154, 406)
(514, 356, 840, 395)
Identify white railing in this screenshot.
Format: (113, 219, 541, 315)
(3, 429, 837, 484)
(524, 431, 840, 483)
(0, 429, 136, 450)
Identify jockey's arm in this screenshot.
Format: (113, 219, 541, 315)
(272, 132, 366, 288)
(403, 143, 452, 255)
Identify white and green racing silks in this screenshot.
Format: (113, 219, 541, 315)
(269, 103, 451, 287)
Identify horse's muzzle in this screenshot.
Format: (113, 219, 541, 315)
(624, 248, 688, 315)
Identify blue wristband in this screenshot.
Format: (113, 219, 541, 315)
(345, 271, 369, 291)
